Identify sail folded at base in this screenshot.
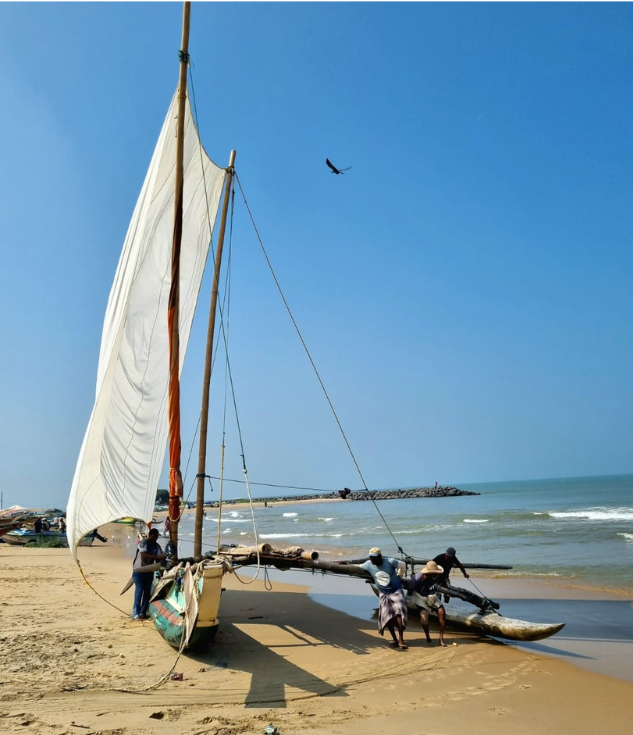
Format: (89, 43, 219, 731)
(67, 93, 226, 557)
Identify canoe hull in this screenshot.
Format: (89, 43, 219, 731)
(150, 597, 219, 650)
(407, 591, 565, 641)
(149, 561, 224, 651)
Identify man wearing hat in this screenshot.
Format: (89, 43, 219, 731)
(360, 548, 408, 649)
(408, 559, 447, 647)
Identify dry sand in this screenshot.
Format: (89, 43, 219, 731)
(2, 535, 633, 735)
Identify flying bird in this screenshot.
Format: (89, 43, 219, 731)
(326, 158, 352, 175)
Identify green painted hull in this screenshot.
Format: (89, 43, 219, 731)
(149, 597, 218, 651)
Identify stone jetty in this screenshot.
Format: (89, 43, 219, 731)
(214, 486, 479, 507)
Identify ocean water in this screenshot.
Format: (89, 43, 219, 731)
(176, 474, 633, 594)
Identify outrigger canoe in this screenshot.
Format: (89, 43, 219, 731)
(407, 590, 565, 642)
(369, 583, 565, 642)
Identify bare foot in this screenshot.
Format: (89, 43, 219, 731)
(439, 640, 448, 647)
(426, 639, 434, 646)
(398, 642, 409, 650)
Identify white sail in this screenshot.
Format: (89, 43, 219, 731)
(67, 94, 226, 558)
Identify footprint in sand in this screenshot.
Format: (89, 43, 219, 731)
(487, 707, 506, 716)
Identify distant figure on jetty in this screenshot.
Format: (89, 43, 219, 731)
(132, 528, 165, 620)
(339, 488, 351, 499)
(361, 548, 408, 650)
(435, 481, 438, 489)
(408, 559, 447, 647)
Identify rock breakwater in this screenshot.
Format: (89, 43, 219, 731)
(215, 486, 479, 507)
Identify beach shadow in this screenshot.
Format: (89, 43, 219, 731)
(512, 639, 593, 660)
(187, 588, 387, 707)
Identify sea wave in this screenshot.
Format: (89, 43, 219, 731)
(617, 533, 633, 541)
(463, 519, 489, 523)
(283, 512, 298, 518)
(549, 508, 633, 522)
(207, 517, 250, 523)
(492, 571, 564, 578)
(319, 517, 336, 522)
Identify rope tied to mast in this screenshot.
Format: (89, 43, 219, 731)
(234, 172, 408, 559)
(178, 50, 190, 64)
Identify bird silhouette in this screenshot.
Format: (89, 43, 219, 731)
(326, 158, 352, 175)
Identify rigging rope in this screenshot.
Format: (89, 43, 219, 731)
(234, 173, 406, 556)
(186, 78, 265, 577)
(211, 185, 262, 583)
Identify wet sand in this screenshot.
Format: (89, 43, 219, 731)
(1, 536, 633, 735)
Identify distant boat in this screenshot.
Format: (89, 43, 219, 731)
(3, 529, 94, 547)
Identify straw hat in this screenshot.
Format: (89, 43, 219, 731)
(421, 560, 444, 575)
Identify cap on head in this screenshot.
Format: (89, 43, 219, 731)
(369, 547, 382, 557)
(446, 547, 456, 557)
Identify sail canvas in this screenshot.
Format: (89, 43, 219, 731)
(67, 94, 226, 557)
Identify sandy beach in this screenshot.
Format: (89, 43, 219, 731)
(2, 532, 633, 735)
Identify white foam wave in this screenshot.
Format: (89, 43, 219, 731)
(463, 519, 489, 523)
(259, 532, 345, 540)
(319, 517, 336, 522)
(229, 511, 242, 518)
(207, 518, 250, 523)
(549, 507, 633, 522)
(283, 512, 298, 518)
(617, 533, 633, 541)
(494, 571, 564, 578)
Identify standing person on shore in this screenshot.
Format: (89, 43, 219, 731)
(434, 546, 469, 603)
(434, 547, 469, 585)
(361, 548, 408, 650)
(93, 528, 107, 543)
(132, 528, 165, 620)
(408, 560, 447, 647)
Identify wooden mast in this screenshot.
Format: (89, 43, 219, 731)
(167, 1, 192, 560)
(193, 150, 237, 559)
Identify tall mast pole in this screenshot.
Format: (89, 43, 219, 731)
(194, 150, 237, 559)
(167, 1, 191, 560)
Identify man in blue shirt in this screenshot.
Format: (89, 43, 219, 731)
(361, 547, 408, 649)
(132, 528, 166, 620)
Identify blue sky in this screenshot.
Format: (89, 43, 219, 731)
(1, 2, 631, 510)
